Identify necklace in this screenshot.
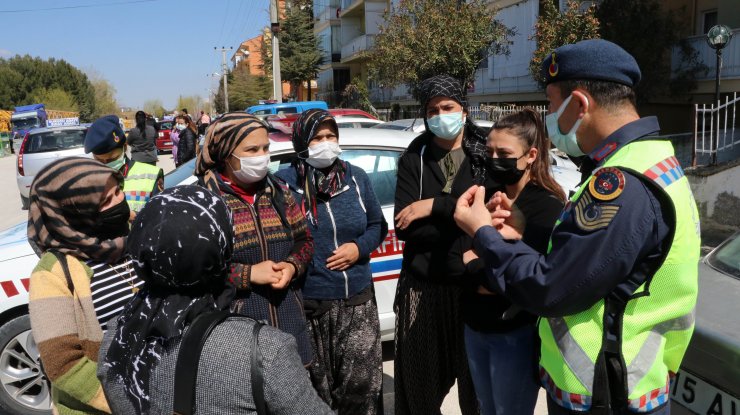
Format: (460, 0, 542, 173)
(111, 259, 139, 294)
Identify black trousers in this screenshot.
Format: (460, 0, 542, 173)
(394, 275, 480, 415)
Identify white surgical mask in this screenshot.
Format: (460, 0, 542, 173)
(231, 154, 270, 184)
(175, 123, 186, 131)
(427, 111, 465, 140)
(306, 141, 342, 169)
(545, 94, 588, 157)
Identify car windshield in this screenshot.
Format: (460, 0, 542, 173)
(160, 122, 173, 130)
(372, 123, 409, 131)
(11, 118, 39, 130)
(706, 234, 740, 279)
(24, 129, 86, 154)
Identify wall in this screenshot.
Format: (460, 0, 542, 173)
(686, 160, 740, 238)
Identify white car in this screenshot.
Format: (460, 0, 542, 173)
(371, 118, 494, 133)
(0, 128, 580, 414)
(334, 117, 385, 129)
(15, 126, 93, 210)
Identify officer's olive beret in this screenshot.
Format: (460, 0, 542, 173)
(541, 39, 641, 87)
(84, 115, 126, 154)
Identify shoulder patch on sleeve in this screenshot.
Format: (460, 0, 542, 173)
(588, 167, 625, 201)
(574, 192, 620, 232)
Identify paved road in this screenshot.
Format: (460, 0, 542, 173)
(1, 149, 548, 414)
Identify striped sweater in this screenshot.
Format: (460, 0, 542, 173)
(28, 253, 111, 415)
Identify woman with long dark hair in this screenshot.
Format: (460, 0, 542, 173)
(461, 108, 565, 415)
(127, 110, 158, 165)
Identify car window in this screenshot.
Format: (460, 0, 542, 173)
(278, 107, 298, 115)
(252, 110, 271, 115)
(372, 124, 408, 131)
(360, 122, 377, 128)
(159, 122, 173, 130)
(24, 129, 86, 154)
(272, 149, 400, 206)
(706, 234, 740, 279)
(336, 122, 354, 128)
(164, 158, 197, 188)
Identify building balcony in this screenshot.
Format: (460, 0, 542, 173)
(340, 0, 364, 17)
(314, 5, 340, 24)
(671, 29, 740, 81)
(341, 34, 375, 63)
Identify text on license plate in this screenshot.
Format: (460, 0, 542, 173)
(164, 142, 172, 146)
(671, 370, 738, 414)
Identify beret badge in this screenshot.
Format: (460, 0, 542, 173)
(548, 52, 559, 77)
(112, 132, 121, 143)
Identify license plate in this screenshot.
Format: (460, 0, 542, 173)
(164, 142, 171, 146)
(671, 370, 739, 414)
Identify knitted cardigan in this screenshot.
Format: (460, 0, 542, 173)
(28, 252, 111, 414)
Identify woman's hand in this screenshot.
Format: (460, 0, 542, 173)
(271, 262, 295, 290)
(326, 243, 360, 271)
(251, 260, 282, 285)
(486, 191, 525, 240)
(462, 249, 479, 265)
(395, 199, 433, 230)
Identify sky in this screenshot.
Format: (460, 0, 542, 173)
(2, 0, 270, 109)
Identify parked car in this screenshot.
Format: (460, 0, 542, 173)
(15, 126, 92, 210)
(671, 231, 740, 414)
(335, 117, 386, 129)
(267, 108, 381, 134)
(372, 118, 493, 134)
(246, 100, 328, 118)
(155, 120, 174, 153)
(0, 128, 580, 415)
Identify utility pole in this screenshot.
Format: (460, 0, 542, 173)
(215, 46, 233, 112)
(270, 0, 283, 103)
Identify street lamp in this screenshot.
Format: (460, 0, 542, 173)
(706, 24, 733, 165)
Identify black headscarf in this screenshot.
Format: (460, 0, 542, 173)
(417, 74, 488, 184)
(290, 108, 348, 225)
(103, 185, 234, 414)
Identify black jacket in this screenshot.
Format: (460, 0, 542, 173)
(394, 124, 500, 284)
(176, 128, 197, 166)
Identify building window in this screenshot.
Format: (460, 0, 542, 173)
(701, 10, 718, 35)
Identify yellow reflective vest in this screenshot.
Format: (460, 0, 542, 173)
(122, 161, 162, 213)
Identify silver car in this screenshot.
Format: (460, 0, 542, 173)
(15, 126, 92, 209)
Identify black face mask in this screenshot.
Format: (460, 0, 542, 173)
(97, 199, 130, 240)
(486, 156, 526, 185)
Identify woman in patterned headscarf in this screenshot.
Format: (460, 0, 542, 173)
(275, 109, 387, 414)
(27, 157, 143, 414)
(195, 112, 315, 365)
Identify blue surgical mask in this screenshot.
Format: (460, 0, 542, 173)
(106, 152, 125, 171)
(427, 111, 465, 140)
(545, 94, 588, 156)
(175, 123, 186, 131)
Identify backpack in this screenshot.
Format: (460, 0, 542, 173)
(172, 311, 268, 415)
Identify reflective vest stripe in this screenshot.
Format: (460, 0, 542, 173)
(626, 311, 694, 394)
(627, 378, 671, 412)
(125, 173, 160, 181)
(540, 367, 591, 411)
(548, 318, 595, 392)
(644, 156, 684, 188)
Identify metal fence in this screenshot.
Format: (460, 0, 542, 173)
(468, 104, 548, 122)
(694, 92, 740, 166)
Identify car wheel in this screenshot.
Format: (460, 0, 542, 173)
(0, 315, 51, 415)
(20, 195, 29, 211)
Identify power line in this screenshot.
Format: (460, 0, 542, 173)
(0, 0, 159, 13)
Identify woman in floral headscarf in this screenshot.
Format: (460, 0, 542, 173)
(194, 112, 314, 365)
(276, 109, 387, 414)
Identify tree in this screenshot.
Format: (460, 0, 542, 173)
(227, 68, 272, 111)
(30, 87, 78, 112)
(143, 99, 166, 118)
(596, 0, 707, 103)
(0, 55, 97, 121)
(85, 69, 119, 118)
(529, 0, 600, 86)
(176, 95, 204, 116)
(367, 0, 513, 99)
(340, 77, 377, 117)
(279, 1, 322, 100)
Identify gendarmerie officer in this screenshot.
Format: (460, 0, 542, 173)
(84, 115, 164, 219)
(454, 39, 700, 414)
